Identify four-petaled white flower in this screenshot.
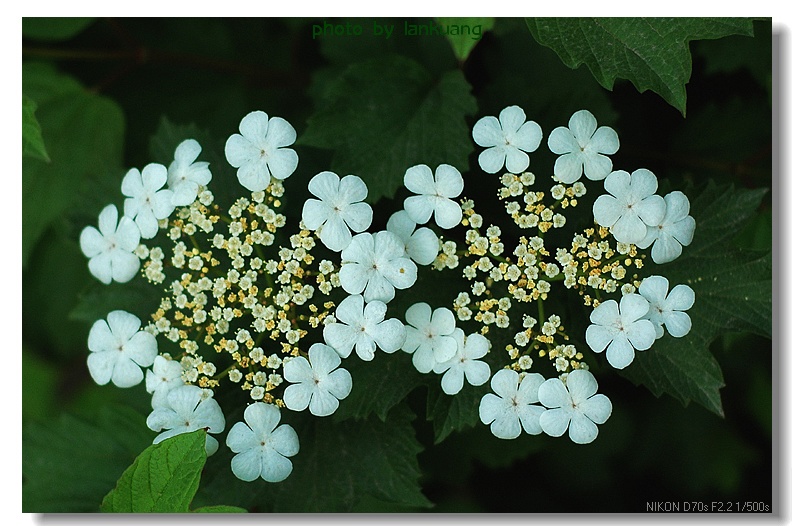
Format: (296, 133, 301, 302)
(386, 210, 439, 266)
(121, 163, 175, 239)
(167, 139, 212, 206)
(585, 294, 657, 369)
(226, 402, 299, 482)
(282, 343, 353, 416)
(145, 355, 185, 408)
(403, 164, 464, 230)
(472, 105, 543, 174)
(479, 369, 545, 439)
(302, 171, 373, 252)
(538, 369, 612, 444)
(593, 169, 666, 244)
(79, 204, 141, 284)
(433, 329, 491, 395)
(323, 294, 406, 361)
(548, 109, 620, 183)
(638, 275, 695, 339)
(224, 110, 298, 192)
(339, 231, 418, 303)
(146, 384, 225, 455)
(87, 310, 157, 388)
(402, 302, 458, 373)
(637, 191, 696, 264)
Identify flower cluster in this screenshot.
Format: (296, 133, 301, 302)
(80, 104, 698, 483)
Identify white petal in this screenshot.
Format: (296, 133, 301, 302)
(412, 346, 437, 373)
(611, 212, 648, 245)
(568, 109, 597, 143)
(386, 210, 415, 243)
(79, 226, 106, 258)
(405, 227, 439, 265)
(553, 152, 583, 184)
(503, 147, 530, 174)
(586, 324, 615, 353)
(110, 357, 144, 388)
(404, 195, 434, 225)
(440, 366, 464, 395)
(568, 413, 599, 444)
(464, 360, 491, 387)
(224, 134, 258, 168)
(619, 293, 650, 324)
(110, 251, 141, 283)
(432, 198, 462, 230)
(472, 116, 504, 148)
(539, 408, 571, 437)
(651, 233, 683, 264)
(174, 139, 202, 164)
(302, 198, 331, 231)
(498, 106, 527, 134)
(635, 194, 667, 227)
(264, 116, 297, 148)
(226, 420, 257, 453)
(369, 318, 406, 353)
(517, 404, 545, 435)
(463, 333, 490, 360)
(237, 157, 271, 192)
(667, 284, 695, 311)
(490, 412, 522, 440)
(230, 448, 263, 482)
(479, 392, 508, 425)
(566, 369, 599, 403)
(664, 311, 692, 338)
(603, 170, 632, 202)
(308, 171, 339, 202)
(269, 424, 300, 457)
(579, 393, 612, 424)
(323, 323, 358, 359)
(283, 356, 314, 384)
(511, 120, 542, 153)
(478, 147, 506, 174)
(88, 252, 113, 284)
(639, 275, 669, 305)
(434, 164, 464, 198)
(605, 334, 635, 369)
(283, 383, 313, 412)
(266, 148, 298, 181)
(239, 111, 270, 145)
(403, 164, 436, 195)
(592, 195, 624, 228)
(308, 343, 341, 376)
(547, 127, 578, 155)
(341, 202, 373, 233)
(338, 264, 370, 296)
(324, 368, 352, 400)
(258, 448, 293, 482)
(124, 331, 157, 367)
(244, 402, 280, 435)
(489, 369, 518, 398)
(87, 351, 115, 385)
(589, 125, 619, 155)
(309, 388, 340, 416)
(319, 214, 352, 252)
(582, 152, 613, 181)
(538, 378, 570, 409)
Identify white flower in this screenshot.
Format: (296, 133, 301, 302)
(638, 275, 695, 339)
(224, 110, 298, 192)
(146, 384, 225, 455)
(301, 171, 373, 252)
(87, 310, 157, 388)
(145, 355, 184, 408)
(79, 204, 141, 284)
(472, 105, 542, 174)
(323, 295, 405, 361)
(282, 343, 352, 416)
(121, 163, 175, 239)
(593, 169, 666, 244)
(585, 294, 656, 369)
(637, 191, 696, 264)
(167, 139, 212, 207)
(339, 231, 418, 303)
(547, 110, 619, 183)
(401, 302, 458, 373)
(538, 369, 612, 444)
(386, 210, 439, 266)
(433, 329, 491, 395)
(226, 402, 299, 482)
(479, 369, 545, 439)
(403, 164, 464, 230)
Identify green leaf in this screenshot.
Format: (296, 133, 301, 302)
(333, 352, 426, 422)
(192, 505, 248, 513)
(22, 62, 125, 267)
(23, 405, 153, 512)
(22, 17, 95, 41)
(199, 406, 431, 512)
(101, 430, 206, 513)
(22, 95, 49, 161)
(524, 17, 756, 114)
(300, 54, 477, 203)
(426, 382, 488, 443)
(270, 406, 431, 511)
(619, 182, 771, 416)
(435, 17, 494, 62)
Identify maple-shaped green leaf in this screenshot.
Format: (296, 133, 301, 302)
(101, 430, 206, 513)
(426, 382, 488, 443)
(300, 54, 477, 203)
(619, 182, 771, 416)
(524, 17, 756, 114)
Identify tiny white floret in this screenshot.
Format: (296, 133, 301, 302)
(302, 171, 373, 252)
(87, 310, 157, 388)
(146, 384, 225, 455)
(79, 204, 141, 284)
(547, 109, 619, 183)
(638, 275, 695, 338)
(479, 369, 545, 439)
(122, 163, 175, 239)
(226, 402, 299, 482)
(167, 139, 212, 206)
(637, 191, 696, 264)
(538, 369, 612, 444)
(402, 302, 458, 373)
(224, 111, 298, 191)
(433, 329, 491, 395)
(403, 164, 464, 230)
(593, 169, 666, 244)
(472, 105, 543, 174)
(585, 294, 656, 369)
(283, 343, 352, 417)
(323, 295, 406, 361)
